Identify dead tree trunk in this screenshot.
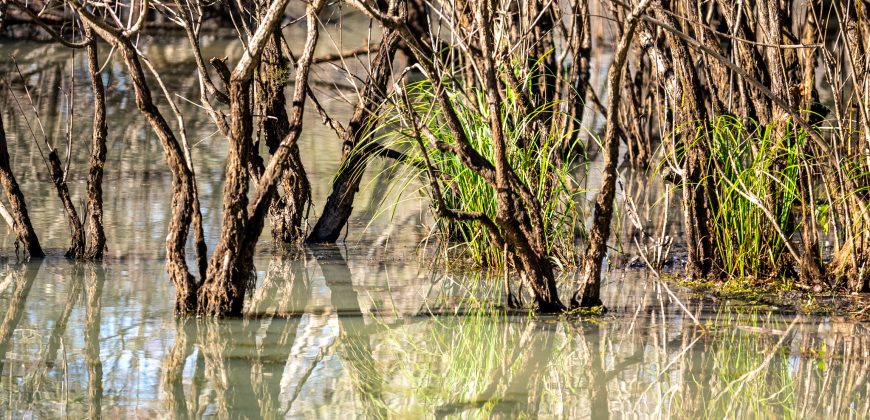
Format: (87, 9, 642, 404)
(0, 111, 43, 258)
(572, 0, 651, 309)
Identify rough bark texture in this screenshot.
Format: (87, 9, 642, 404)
(478, 1, 563, 312)
(0, 112, 43, 258)
(714, 0, 772, 122)
(198, 0, 323, 317)
(760, 0, 826, 285)
(46, 148, 85, 258)
(120, 42, 199, 313)
(565, 0, 592, 148)
(254, 4, 310, 244)
(84, 29, 107, 260)
(200, 79, 255, 316)
(648, 0, 718, 279)
(70, 0, 204, 313)
(831, 6, 870, 292)
(685, 0, 728, 114)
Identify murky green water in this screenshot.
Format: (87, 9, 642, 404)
(1, 37, 869, 418)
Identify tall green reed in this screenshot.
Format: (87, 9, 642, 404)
(707, 116, 808, 278)
(362, 76, 585, 269)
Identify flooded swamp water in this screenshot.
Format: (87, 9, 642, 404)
(0, 36, 869, 418)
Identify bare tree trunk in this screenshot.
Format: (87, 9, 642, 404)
(84, 29, 107, 259)
(527, 0, 558, 115)
(254, 4, 310, 244)
(476, 0, 565, 312)
(46, 148, 85, 258)
(198, 0, 323, 316)
(760, 0, 826, 285)
(831, 5, 870, 291)
(307, 27, 400, 243)
(120, 43, 200, 313)
(200, 78, 255, 316)
(715, 0, 771, 122)
(572, 0, 650, 309)
(685, 0, 728, 114)
(647, 0, 718, 279)
(564, 0, 592, 149)
(0, 112, 43, 258)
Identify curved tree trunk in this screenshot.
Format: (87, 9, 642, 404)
(0, 111, 43, 258)
(198, 0, 323, 316)
(254, 5, 311, 244)
(45, 148, 85, 258)
(116, 41, 200, 314)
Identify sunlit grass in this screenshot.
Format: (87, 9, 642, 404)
(359, 74, 585, 269)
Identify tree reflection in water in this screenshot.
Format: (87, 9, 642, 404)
(2, 258, 870, 417)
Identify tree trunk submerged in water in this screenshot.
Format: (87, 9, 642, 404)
(0, 111, 43, 258)
(69, 4, 202, 312)
(197, 0, 324, 317)
(639, 0, 718, 280)
(199, 79, 256, 316)
(572, 0, 651, 309)
(306, 6, 402, 244)
(84, 29, 108, 260)
(477, 1, 564, 312)
(254, 3, 311, 244)
(45, 148, 85, 258)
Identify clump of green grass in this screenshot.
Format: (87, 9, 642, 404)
(365, 77, 585, 269)
(707, 116, 809, 279)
